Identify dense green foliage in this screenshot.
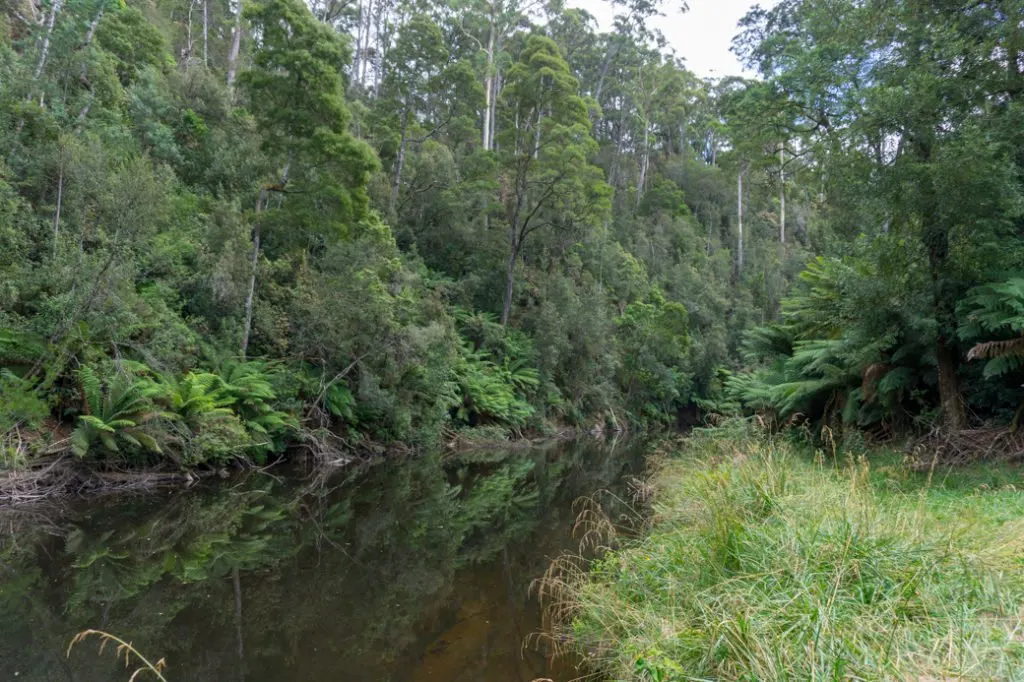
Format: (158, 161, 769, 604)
(0, 0, 801, 469)
(724, 0, 1024, 435)
(4, 0, 1023, 471)
(553, 425, 1024, 681)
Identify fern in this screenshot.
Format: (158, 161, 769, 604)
(453, 342, 535, 426)
(212, 359, 297, 449)
(149, 371, 235, 428)
(72, 368, 168, 458)
(960, 278, 1024, 378)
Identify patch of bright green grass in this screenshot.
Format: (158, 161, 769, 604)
(556, 427, 1024, 681)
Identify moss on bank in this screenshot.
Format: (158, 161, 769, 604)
(547, 426, 1024, 681)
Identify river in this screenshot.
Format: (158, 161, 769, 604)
(0, 438, 646, 681)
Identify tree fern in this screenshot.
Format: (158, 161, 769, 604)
(960, 278, 1024, 378)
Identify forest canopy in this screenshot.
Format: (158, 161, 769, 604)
(1, 0, 1022, 471)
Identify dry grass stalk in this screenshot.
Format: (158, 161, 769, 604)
(907, 426, 1024, 468)
(67, 629, 168, 681)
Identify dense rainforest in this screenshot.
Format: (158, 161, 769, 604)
(1, 0, 1023, 477)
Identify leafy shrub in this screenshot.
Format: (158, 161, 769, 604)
(179, 412, 254, 466)
(0, 370, 49, 433)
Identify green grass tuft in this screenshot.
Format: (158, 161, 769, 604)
(549, 426, 1024, 681)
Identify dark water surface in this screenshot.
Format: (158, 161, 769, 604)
(0, 438, 646, 681)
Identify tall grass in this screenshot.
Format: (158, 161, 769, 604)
(543, 424, 1024, 681)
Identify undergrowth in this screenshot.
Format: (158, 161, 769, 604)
(542, 422, 1024, 681)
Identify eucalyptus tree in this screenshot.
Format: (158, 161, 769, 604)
(495, 34, 609, 325)
(238, 0, 377, 354)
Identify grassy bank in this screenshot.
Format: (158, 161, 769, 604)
(546, 426, 1024, 681)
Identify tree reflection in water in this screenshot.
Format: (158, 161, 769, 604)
(0, 437, 645, 682)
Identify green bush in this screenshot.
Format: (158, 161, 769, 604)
(0, 371, 49, 433)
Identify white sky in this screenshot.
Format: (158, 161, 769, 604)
(567, 0, 778, 78)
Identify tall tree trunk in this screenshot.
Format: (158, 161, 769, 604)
(489, 70, 501, 151)
(240, 189, 266, 357)
(482, 23, 495, 151)
(533, 107, 543, 159)
(500, 238, 518, 327)
(203, 0, 209, 66)
(737, 165, 745, 273)
(779, 146, 786, 244)
(53, 161, 64, 246)
(635, 119, 649, 210)
(594, 41, 619, 104)
(936, 338, 965, 431)
(359, 0, 371, 86)
(187, 0, 196, 61)
(371, 0, 383, 98)
(227, 0, 243, 90)
(911, 90, 964, 431)
(34, 0, 62, 83)
(389, 109, 409, 214)
(72, 7, 105, 126)
(351, 0, 364, 89)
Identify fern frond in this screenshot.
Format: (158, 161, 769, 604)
(77, 367, 103, 415)
(77, 415, 117, 432)
(967, 337, 1024, 361)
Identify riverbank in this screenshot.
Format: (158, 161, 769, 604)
(0, 414, 590, 503)
(544, 425, 1024, 681)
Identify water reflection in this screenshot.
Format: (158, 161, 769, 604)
(0, 438, 644, 682)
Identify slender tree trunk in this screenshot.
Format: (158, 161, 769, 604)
(779, 146, 786, 244)
(9, 0, 68, 153)
(389, 109, 409, 214)
(203, 0, 208, 66)
(85, 6, 102, 44)
(187, 0, 196, 62)
(53, 161, 64, 245)
(737, 165, 745, 273)
(73, 7, 104, 126)
(635, 119, 649, 210)
(34, 0, 63, 82)
(227, 0, 243, 90)
(351, 0, 363, 89)
(608, 109, 626, 189)
(489, 70, 501, 151)
(359, 0, 371, 85)
(913, 115, 964, 430)
(500, 239, 518, 327)
(240, 189, 266, 357)
(533, 107, 542, 159)
(482, 24, 495, 151)
(371, 1, 383, 98)
(594, 41, 619, 104)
